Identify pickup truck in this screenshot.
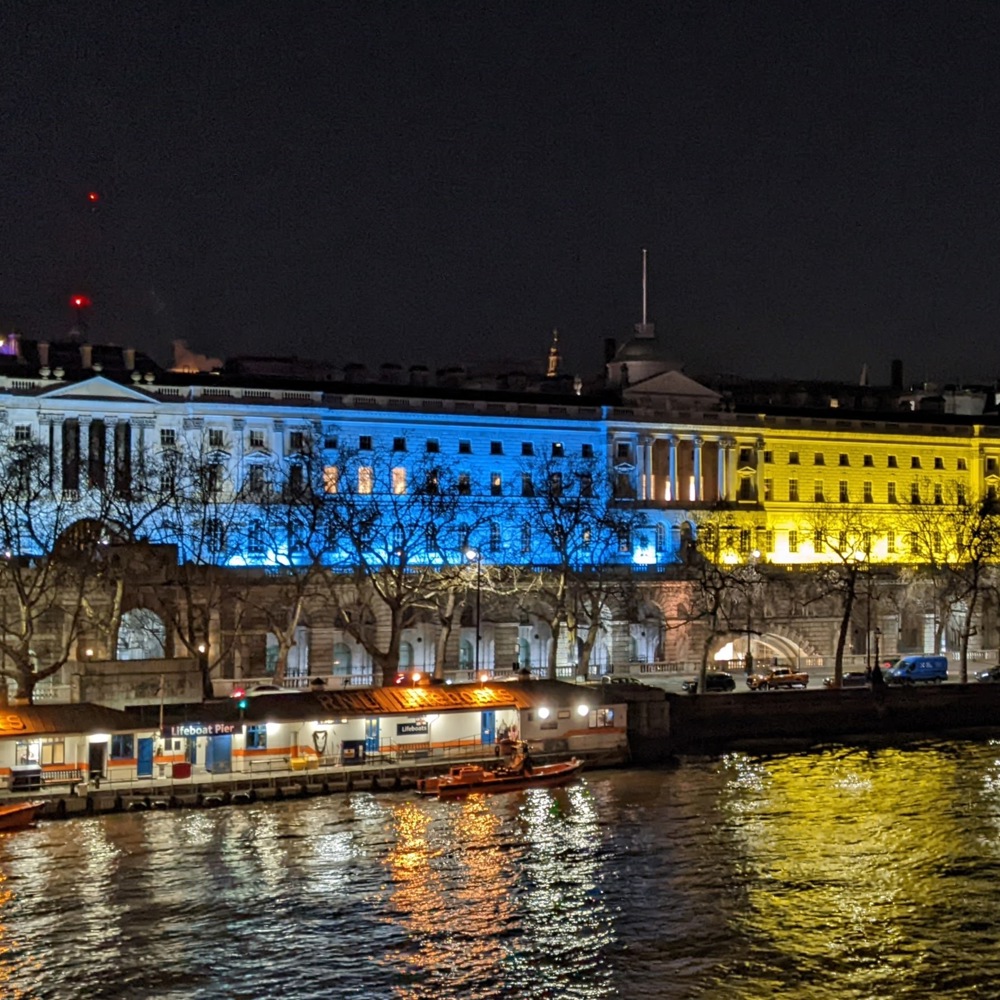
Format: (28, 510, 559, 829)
(746, 666, 810, 690)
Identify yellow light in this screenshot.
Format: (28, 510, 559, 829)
(537, 707, 550, 720)
(576, 704, 590, 717)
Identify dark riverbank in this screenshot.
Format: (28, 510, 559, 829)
(626, 683, 1000, 762)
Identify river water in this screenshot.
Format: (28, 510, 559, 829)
(2, 738, 999, 1000)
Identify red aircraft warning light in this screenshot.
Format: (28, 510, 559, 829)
(70, 294, 92, 309)
(87, 191, 100, 203)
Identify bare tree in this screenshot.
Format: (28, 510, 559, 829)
(319, 446, 480, 686)
(516, 456, 645, 679)
(799, 504, 886, 684)
(0, 439, 116, 702)
(142, 430, 249, 696)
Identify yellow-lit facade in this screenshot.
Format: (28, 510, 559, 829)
(613, 409, 1000, 569)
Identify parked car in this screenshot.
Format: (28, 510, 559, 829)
(682, 672, 736, 694)
(746, 666, 810, 690)
(884, 655, 948, 685)
(823, 671, 869, 689)
(975, 665, 1000, 683)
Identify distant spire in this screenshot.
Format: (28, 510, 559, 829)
(859, 362, 870, 387)
(546, 328, 561, 378)
(634, 248, 655, 339)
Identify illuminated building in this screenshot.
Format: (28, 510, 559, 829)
(0, 319, 998, 702)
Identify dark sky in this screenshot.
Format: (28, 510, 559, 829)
(3, 1, 1000, 384)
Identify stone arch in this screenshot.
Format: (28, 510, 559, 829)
(117, 608, 166, 661)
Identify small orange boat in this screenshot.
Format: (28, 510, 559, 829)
(416, 756, 584, 799)
(0, 801, 45, 831)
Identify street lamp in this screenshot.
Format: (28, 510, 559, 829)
(465, 548, 482, 677)
(745, 549, 760, 674)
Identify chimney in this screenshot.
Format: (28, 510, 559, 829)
(123, 347, 136, 371)
(38, 341, 49, 368)
(80, 344, 93, 369)
(891, 359, 903, 389)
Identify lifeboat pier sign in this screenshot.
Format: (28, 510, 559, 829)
(162, 722, 241, 738)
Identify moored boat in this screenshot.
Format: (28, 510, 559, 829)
(416, 755, 583, 799)
(0, 800, 46, 831)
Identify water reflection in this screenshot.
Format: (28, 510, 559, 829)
(1, 743, 1000, 998)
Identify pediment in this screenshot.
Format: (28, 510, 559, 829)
(37, 376, 159, 404)
(625, 370, 721, 401)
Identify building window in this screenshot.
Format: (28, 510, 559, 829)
(160, 428, 176, 448)
(458, 440, 472, 454)
(763, 450, 774, 463)
(250, 429, 266, 449)
(933, 530, 943, 553)
(490, 441, 503, 455)
(359, 435, 372, 451)
(426, 439, 439, 453)
(323, 466, 339, 494)
(580, 472, 593, 497)
(887, 482, 897, 503)
(839, 454, 849, 466)
(290, 431, 306, 452)
(358, 467, 373, 494)
(247, 466, 266, 494)
(581, 443, 594, 458)
(814, 453, 825, 466)
(788, 479, 799, 502)
(209, 429, 225, 449)
(457, 473, 471, 495)
(521, 473, 534, 497)
(520, 523, 532, 554)
(934, 457, 944, 470)
(207, 518, 226, 553)
(911, 456, 921, 469)
(287, 464, 305, 496)
(839, 480, 849, 502)
(909, 532, 920, 556)
(551, 442, 564, 458)
(323, 434, 338, 450)
(763, 478, 773, 501)
(934, 483, 943, 505)
(788, 452, 800, 465)
(248, 520, 265, 554)
(208, 463, 224, 495)
(758, 528, 773, 553)
(887, 532, 896, 554)
(888, 455, 898, 468)
(738, 447, 753, 465)
(491, 472, 502, 496)
(619, 529, 631, 553)
(988, 457, 999, 475)
(814, 480, 824, 502)
(957, 458, 967, 471)
(616, 442, 630, 460)
(489, 522, 501, 552)
(788, 530, 798, 554)
(392, 467, 407, 495)
(863, 481, 873, 503)
(246, 725, 267, 750)
(739, 529, 752, 555)
(14, 425, 31, 443)
(739, 477, 754, 501)
(813, 530, 825, 554)
(957, 483, 967, 505)
(521, 442, 534, 457)
(549, 472, 563, 496)
(911, 482, 920, 504)
(392, 437, 407, 452)
(863, 454, 874, 467)
(110, 735, 135, 759)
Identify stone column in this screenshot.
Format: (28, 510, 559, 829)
(641, 436, 654, 501)
(635, 435, 647, 500)
(667, 435, 678, 502)
(755, 437, 765, 502)
(693, 436, 703, 501)
(717, 438, 728, 502)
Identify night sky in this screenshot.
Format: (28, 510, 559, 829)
(3, 2, 1000, 384)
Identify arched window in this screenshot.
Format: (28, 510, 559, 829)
(518, 638, 531, 668)
(459, 640, 474, 668)
(399, 641, 413, 668)
(655, 523, 666, 553)
(332, 643, 352, 676)
(117, 609, 166, 661)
